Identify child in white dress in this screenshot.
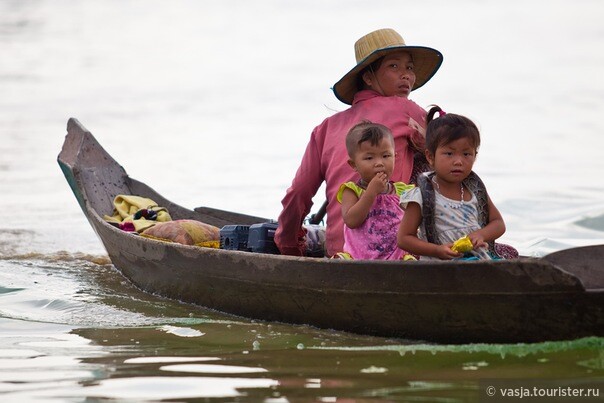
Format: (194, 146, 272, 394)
(397, 106, 506, 260)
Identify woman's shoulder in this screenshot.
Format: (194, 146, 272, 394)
(363, 91, 425, 111)
(336, 181, 363, 203)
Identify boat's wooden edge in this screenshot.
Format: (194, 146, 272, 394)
(193, 205, 269, 225)
(544, 245, 604, 290)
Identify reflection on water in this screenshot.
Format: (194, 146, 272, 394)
(3, 310, 602, 401)
(0, 318, 102, 399)
(160, 363, 269, 374)
(77, 377, 278, 400)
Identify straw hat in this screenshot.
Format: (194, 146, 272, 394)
(332, 28, 443, 105)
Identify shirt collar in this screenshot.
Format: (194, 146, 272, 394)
(351, 89, 382, 105)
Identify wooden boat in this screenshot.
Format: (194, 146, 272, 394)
(58, 118, 604, 344)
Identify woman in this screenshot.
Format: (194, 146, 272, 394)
(275, 28, 443, 257)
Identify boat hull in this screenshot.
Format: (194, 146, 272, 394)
(58, 118, 604, 343)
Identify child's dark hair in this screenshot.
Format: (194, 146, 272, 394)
(345, 120, 394, 158)
(425, 105, 480, 156)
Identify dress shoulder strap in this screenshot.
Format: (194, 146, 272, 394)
(463, 171, 488, 228)
(463, 171, 499, 257)
(417, 172, 438, 244)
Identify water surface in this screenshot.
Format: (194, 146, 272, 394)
(1, 0, 604, 401)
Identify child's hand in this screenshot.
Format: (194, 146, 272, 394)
(366, 172, 389, 196)
(468, 232, 488, 249)
(435, 243, 462, 260)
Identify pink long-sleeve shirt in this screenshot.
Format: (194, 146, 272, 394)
(275, 90, 427, 257)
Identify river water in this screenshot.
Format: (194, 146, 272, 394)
(1, 0, 604, 401)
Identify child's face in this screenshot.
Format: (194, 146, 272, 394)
(426, 137, 477, 183)
(363, 51, 416, 98)
(348, 137, 395, 183)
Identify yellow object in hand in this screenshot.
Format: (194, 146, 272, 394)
(452, 236, 473, 253)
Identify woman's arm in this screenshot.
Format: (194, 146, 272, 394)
(275, 134, 324, 256)
(397, 203, 461, 260)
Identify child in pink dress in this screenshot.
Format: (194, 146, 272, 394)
(336, 121, 414, 260)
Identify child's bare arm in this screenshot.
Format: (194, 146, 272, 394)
(467, 194, 506, 248)
(341, 188, 374, 228)
(341, 174, 387, 228)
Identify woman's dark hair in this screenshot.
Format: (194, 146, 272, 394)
(345, 120, 393, 158)
(355, 57, 384, 92)
(425, 105, 481, 156)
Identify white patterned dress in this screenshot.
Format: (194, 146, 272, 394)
(400, 187, 494, 260)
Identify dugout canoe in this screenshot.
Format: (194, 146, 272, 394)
(58, 118, 604, 344)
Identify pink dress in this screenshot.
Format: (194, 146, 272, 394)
(337, 181, 413, 260)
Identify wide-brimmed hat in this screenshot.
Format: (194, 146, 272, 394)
(332, 28, 443, 105)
